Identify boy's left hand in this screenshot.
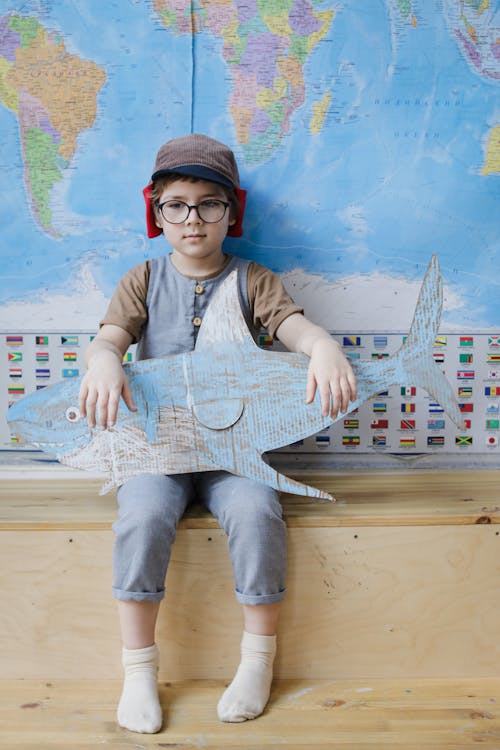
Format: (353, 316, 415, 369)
(306, 337, 357, 418)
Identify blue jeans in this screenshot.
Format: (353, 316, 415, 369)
(112, 471, 287, 605)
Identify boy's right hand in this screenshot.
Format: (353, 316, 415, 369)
(79, 350, 137, 429)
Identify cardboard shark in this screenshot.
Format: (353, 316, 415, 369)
(7, 255, 463, 500)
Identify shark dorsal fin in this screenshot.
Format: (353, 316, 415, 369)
(195, 269, 256, 349)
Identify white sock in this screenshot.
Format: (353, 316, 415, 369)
(117, 644, 162, 734)
(217, 631, 277, 722)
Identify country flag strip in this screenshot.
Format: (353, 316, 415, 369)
(61, 335, 79, 346)
(429, 402, 444, 413)
(8, 385, 24, 395)
(428, 419, 445, 430)
(401, 386, 416, 396)
(343, 419, 359, 429)
(371, 419, 388, 429)
(427, 436, 445, 446)
(485, 386, 500, 397)
(315, 435, 330, 445)
(342, 436, 360, 446)
(401, 403, 415, 413)
(434, 335, 447, 347)
(459, 336, 473, 347)
(258, 334, 273, 347)
(6, 335, 23, 345)
(343, 336, 361, 347)
(400, 419, 415, 429)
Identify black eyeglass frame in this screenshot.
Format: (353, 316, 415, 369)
(157, 199, 230, 224)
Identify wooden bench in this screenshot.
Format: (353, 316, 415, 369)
(1, 469, 500, 747)
(1, 470, 499, 681)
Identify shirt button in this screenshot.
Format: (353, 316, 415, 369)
(195, 284, 205, 295)
(193, 316, 202, 327)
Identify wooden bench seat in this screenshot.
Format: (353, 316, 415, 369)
(1, 470, 499, 682)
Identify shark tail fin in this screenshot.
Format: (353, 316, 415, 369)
(404, 254, 443, 353)
(396, 255, 464, 429)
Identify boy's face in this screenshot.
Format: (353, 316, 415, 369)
(155, 178, 235, 273)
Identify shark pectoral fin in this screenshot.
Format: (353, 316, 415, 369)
(275, 471, 334, 502)
(98, 478, 115, 496)
(241, 453, 334, 502)
(193, 398, 245, 430)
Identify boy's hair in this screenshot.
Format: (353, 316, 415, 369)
(150, 173, 241, 224)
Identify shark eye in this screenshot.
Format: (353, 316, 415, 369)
(65, 406, 81, 423)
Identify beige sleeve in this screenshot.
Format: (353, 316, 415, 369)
(247, 262, 304, 339)
(99, 261, 151, 343)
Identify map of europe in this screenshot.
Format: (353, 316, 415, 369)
(0, 0, 498, 332)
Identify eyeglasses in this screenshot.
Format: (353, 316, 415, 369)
(157, 199, 230, 224)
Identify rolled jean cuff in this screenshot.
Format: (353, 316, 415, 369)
(112, 587, 165, 602)
(235, 588, 286, 605)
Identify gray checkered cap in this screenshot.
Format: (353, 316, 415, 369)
(151, 133, 240, 190)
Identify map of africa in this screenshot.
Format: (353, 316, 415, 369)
(0, 0, 498, 331)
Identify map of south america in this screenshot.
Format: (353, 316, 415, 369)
(0, 14, 105, 236)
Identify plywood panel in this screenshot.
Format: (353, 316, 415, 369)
(1, 524, 499, 680)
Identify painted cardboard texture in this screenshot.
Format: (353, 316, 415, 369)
(7, 255, 463, 500)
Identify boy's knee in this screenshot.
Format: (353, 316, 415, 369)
(224, 493, 285, 541)
(114, 503, 177, 546)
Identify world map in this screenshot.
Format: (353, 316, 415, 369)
(0, 0, 498, 332)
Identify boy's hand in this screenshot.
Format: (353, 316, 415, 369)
(275, 314, 357, 420)
(306, 337, 357, 419)
(79, 350, 137, 429)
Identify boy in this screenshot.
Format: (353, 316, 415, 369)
(79, 133, 356, 733)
